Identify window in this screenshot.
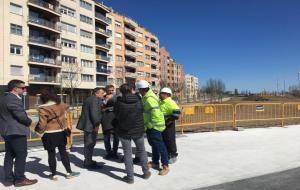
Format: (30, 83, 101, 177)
(81, 74, 93, 82)
(80, 0, 92, 10)
(10, 65, 23, 76)
(137, 32, 143, 37)
(10, 24, 22, 35)
(61, 38, 76, 48)
(145, 54, 150, 60)
(60, 5, 76, 17)
(80, 29, 92, 38)
(10, 3, 22, 15)
(136, 42, 143, 47)
(137, 61, 144, 67)
(108, 54, 113, 61)
(62, 55, 77, 64)
(10, 44, 22, 55)
(80, 14, 92, 24)
(115, 21, 121, 27)
(116, 44, 122, 50)
(145, 36, 149, 41)
(81, 59, 93, 68)
(137, 51, 143, 56)
(116, 55, 123, 61)
(145, 45, 150, 50)
(115, 33, 122, 38)
(80, 44, 93, 53)
(61, 22, 76, 33)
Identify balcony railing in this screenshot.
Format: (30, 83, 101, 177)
(96, 67, 111, 74)
(125, 72, 137, 78)
(28, 0, 60, 14)
(96, 42, 111, 49)
(28, 16, 61, 31)
(151, 51, 158, 56)
(151, 61, 159, 65)
(96, 81, 108, 86)
(95, 27, 112, 36)
(150, 41, 158, 47)
(125, 50, 137, 57)
(29, 55, 61, 66)
(96, 55, 110, 61)
(151, 68, 158, 73)
(125, 39, 137, 47)
(125, 28, 137, 37)
(125, 61, 138, 68)
(29, 36, 61, 49)
(124, 17, 138, 28)
(29, 74, 59, 83)
(95, 13, 111, 24)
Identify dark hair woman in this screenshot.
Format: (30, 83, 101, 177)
(35, 88, 79, 180)
(114, 83, 151, 184)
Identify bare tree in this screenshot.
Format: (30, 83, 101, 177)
(61, 62, 82, 106)
(204, 78, 226, 103)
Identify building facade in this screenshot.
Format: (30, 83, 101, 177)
(185, 74, 199, 100)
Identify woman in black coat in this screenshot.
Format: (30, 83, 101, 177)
(114, 84, 151, 184)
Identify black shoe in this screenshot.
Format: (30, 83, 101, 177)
(142, 171, 151, 180)
(84, 162, 103, 170)
(104, 154, 113, 160)
(133, 157, 140, 164)
(111, 153, 119, 160)
(122, 176, 134, 184)
(3, 181, 14, 187)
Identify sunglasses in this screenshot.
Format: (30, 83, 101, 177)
(17, 86, 26, 90)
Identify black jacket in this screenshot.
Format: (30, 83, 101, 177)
(0, 93, 32, 136)
(101, 97, 116, 132)
(114, 93, 144, 139)
(76, 95, 102, 132)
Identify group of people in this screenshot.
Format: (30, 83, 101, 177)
(0, 79, 181, 187)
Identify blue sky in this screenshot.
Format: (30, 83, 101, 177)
(102, 0, 300, 92)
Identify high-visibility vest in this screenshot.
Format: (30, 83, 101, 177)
(159, 97, 181, 121)
(142, 89, 166, 132)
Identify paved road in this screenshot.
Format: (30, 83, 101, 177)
(198, 167, 300, 190)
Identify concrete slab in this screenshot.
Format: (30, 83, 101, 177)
(1, 125, 300, 190)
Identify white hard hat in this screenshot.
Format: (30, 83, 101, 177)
(160, 87, 172, 95)
(136, 80, 150, 89)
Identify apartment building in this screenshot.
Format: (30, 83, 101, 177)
(111, 11, 160, 92)
(185, 74, 199, 100)
(0, 0, 113, 107)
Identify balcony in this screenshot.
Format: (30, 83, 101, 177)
(125, 28, 137, 38)
(28, 74, 60, 84)
(151, 61, 159, 65)
(125, 61, 138, 68)
(96, 81, 108, 87)
(29, 36, 61, 50)
(151, 51, 158, 57)
(95, 13, 111, 25)
(125, 72, 137, 78)
(150, 41, 158, 47)
(125, 39, 137, 48)
(124, 17, 138, 28)
(95, 27, 112, 37)
(29, 55, 61, 67)
(125, 50, 137, 58)
(28, 16, 61, 33)
(28, 0, 60, 16)
(96, 67, 111, 75)
(96, 42, 111, 51)
(151, 68, 158, 73)
(96, 55, 110, 62)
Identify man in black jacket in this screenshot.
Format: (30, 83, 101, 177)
(0, 80, 38, 187)
(76, 88, 105, 169)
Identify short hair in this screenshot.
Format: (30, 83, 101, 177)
(40, 88, 61, 104)
(105, 85, 114, 92)
(7, 79, 25, 91)
(119, 83, 131, 94)
(93, 87, 104, 95)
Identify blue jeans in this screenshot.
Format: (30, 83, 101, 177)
(146, 128, 169, 166)
(103, 129, 119, 155)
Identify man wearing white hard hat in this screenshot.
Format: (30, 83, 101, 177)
(135, 80, 170, 176)
(159, 87, 181, 164)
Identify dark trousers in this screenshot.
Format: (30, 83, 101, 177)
(146, 128, 169, 166)
(103, 129, 119, 155)
(120, 136, 148, 179)
(3, 135, 27, 182)
(47, 145, 72, 175)
(162, 122, 178, 158)
(84, 131, 97, 165)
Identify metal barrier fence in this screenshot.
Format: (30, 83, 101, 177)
(1, 102, 300, 146)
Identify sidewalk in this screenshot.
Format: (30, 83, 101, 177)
(1, 125, 300, 189)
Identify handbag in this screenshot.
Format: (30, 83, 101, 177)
(50, 108, 71, 137)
